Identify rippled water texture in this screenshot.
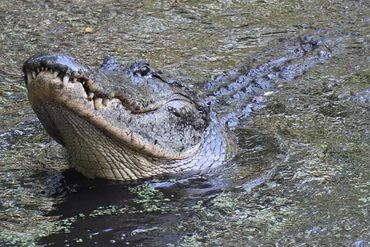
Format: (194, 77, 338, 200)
(0, 0, 369, 246)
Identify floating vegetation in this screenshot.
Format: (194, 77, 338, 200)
(129, 183, 171, 213)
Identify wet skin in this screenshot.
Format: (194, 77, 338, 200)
(23, 36, 333, 181)
(23, 54, 227, 181)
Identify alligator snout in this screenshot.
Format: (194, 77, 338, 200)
(23, 53, 89, 84)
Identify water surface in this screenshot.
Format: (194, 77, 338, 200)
(0, 0, 369, 246)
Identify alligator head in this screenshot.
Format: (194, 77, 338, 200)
(23, 54, 227, 181)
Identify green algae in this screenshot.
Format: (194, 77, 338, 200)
(129, 183, 171, 213)
(0, 0, 369, 246)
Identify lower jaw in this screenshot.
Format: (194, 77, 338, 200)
(38, 102, 177, 180)
(31, 98, 218, 181)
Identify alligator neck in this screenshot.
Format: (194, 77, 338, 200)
(204, 36, 338, 127)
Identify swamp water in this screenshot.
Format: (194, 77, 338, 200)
(0, 0, 369, 246)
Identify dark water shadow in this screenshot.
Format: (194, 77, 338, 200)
(40, 173, 223, 246)
(39, 126, 284, 247)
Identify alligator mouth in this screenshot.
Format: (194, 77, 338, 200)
(24, 60, 199, 160)
(26, 66, 115, 110)
(24, 65, 178, 114)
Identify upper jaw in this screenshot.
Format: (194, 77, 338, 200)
(23, 53, 198, 114)
(23, 53, 89, 79)
(23, 53, 94, 91)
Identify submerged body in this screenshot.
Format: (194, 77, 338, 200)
(23, 36, 333, 181)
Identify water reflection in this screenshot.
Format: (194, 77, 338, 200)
(36, 124, 284, 246)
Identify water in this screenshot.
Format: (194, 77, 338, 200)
(0, 0, 369, 246)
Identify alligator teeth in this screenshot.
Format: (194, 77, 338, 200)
(94, 98, 103, 110)
(36, 68, 40, 73)
(31, 71, 36, 79)
(27, 73, 32, 83)
(72, 78, 77, 83)
(88, 92, 94, 100)
(62, 75, 70, 87)
(53, 71, 59, 78)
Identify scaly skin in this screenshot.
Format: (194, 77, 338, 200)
(23, 35, 336, 181)
(23, 54, 228, 180)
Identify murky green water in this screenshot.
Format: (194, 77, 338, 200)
(0, 0, 369, 246)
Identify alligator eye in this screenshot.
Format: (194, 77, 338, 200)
(139, 65, 150, 76)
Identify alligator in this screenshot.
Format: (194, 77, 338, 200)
(23, 36, 334, 181)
